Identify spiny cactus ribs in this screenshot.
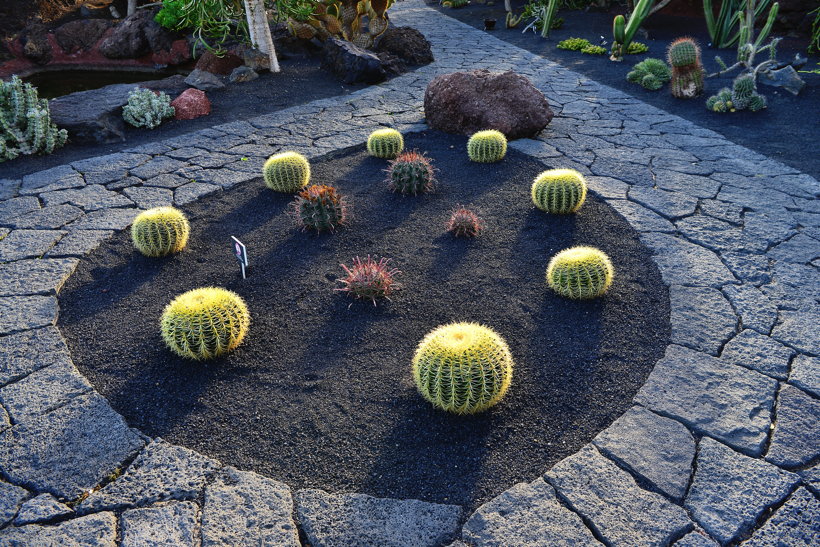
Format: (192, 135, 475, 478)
(467, 130, 507, 163)
(131, 207, 190, 257)
(367, 128, 404, 159)
(447, 206, 483, 237)
(546, 246, 614, 299)
(1, 75, 68, 162)
(667, 37, 704, 98)
(387, 150, 435, 195)
(161, 287, 250, 360)
(263, 151, 311, 192)
(412, 322, 514, 414)
(291, 184, 349, 232)
(336, 256, 401, 305)
(531, 169, 588, 214)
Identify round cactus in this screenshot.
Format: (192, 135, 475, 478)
(336, 256, 401, 305)
(546, 246, 614, 299)
(467, 130, 507, 163)
(531, 169, 588, 214)
(131, 207, 190, 257)
(667, 37, 699, 67)
(447, 206, 483, 237)
(367, 128, 404, 159)
(387, 150, 435, 195)
(412, 322, 514, 414)
(263, 151, 310, 192)
(748, 94, 767, 112)
(161, 287, 250, 360)
(731, 74, 756, 110)
(292, 184, 349, 232)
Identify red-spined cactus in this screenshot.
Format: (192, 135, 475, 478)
(290, 184, 349, 232)
(446, 207, 483, 237)
(387, 151, 435, 195)
(336, 256, 401, 305)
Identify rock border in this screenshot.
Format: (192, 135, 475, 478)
(0, 1, 818, 544)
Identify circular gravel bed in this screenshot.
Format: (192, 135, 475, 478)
(58, 130, 670, 511)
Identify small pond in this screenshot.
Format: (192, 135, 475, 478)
(23, 68, 188, 98)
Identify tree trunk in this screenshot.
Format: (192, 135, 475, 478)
(127, 0, 138, 16)
(243, 0, 280, 73)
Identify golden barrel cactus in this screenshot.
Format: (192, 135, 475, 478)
(546, 246, 614, 299)
(131, 207, 190, 257)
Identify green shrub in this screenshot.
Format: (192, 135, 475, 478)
(626, 41, 649, 54)
(0, 76, 67, 162)
(122, 88, 175, 129)
(557, 37, 592, 51)
(581, 45, 607, 55)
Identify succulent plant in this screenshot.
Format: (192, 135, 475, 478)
(626, 41, 649, 54)
(161, 287, 250, 360)
(387, 150, 435, 195)
(557, 37, 591, 51)
(122, 88, 175, 129)
(467, 130, 507, 163)
(367, 128, 404, 159)
(263, 151, 311, 192)
(336, 255, 401, 305)
(706, 80, 767, 113)
(531, 169, 588, 214)
(627, 58, 671, 90)
(0, 75, 68, 162)
(447, 206, 483, 237)
(546, 246, 614, 299)
(291, 184, 349, 232)
(747, 93, 767, 111)
(412, 322, 514, 415)
(131, 207, 190, 257)
(581, 45, 607, 55)
(667, 37, 704, 99)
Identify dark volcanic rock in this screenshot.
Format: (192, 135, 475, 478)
(271, 23, 319, 59)
(99, 9, 174, 59)
(424, 70, 553, 139)
(195, 51, 244, 75)
(49, 84, 132, 144)
(376, 51, 407, 77)
(184, 69, 226, 91)
(21, 23, 52, 65)
(321, 38, 385, 85)
(54, 19, 112, 53)
(374, 26, 433, 66)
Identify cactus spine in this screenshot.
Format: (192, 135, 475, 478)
(131, 207, 190, 257)
(667, 37, 705, 98)
(161, 287, 250, 360)
(531, 169, 588, 214)
(467, 130, 507, 163)
(367, 128, 404, 159)
(0, 75, 67, 162)
(412, 322, 514, 414)
(387, 151, 435, 195)
(546, 246, 614, 299)
(263, 151, 311, 192)
(291, 184, 349, 232)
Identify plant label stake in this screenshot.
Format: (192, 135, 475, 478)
(232, 236, 249, 279)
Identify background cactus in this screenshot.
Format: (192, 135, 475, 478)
(336, 255, 401, 305)
(367, 128, 404, 159)
(731, 74, 756, 109)
(610, 0, 654, 61)
(122, 88, 175, 129)
(748, 93, 767, 111)
(467, 130, 507, 163)
(626, 41, 649, 54)
(627, 58, 671, 90)
(387, 151, 435, 195)
(531, 169, 588, 214)
(705, 76, 767, 113)
(161, 287, 250, 360)
(557, 37, 591, 50)
(263, 151, 311, 192)
(447, 206, 483, 237)
(291, 184, 349, 232)
(546, 246, 614, 299)
(667, 37, 705, 98)
(412, 322, 514, 415)
(0, 75, 68, 162)
(131, 207, 190, 257)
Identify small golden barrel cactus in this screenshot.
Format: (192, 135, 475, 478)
(546, 246, 614, 299)
(412, 322, 514, 414)
(467, 129, 507, 163)
(160, 287, 250, 360)
(131, 207, 190, 257)
(367, 128, 404, 159)
(263, 151, 310, 192)
(531, 169, 588, 214)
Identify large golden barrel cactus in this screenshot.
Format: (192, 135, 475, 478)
(531, 169, 588, 214)
(546, 246, 614, 299)
(412, 322, 514, 414)
(160, 287, 250, 360)
(263, 151, 311, 192)
(131, 207, 190, 257)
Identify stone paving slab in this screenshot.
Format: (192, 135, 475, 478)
(120, 501, 200, 547)
(0, 0, 817, 543)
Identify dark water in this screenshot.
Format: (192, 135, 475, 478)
(24, 68, 187, 98)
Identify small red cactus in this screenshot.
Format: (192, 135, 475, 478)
(290, 184, 349, 232)
(447, 207, 484, 237)
(336, 256, 401, 305)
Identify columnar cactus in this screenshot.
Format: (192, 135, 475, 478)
(467, 130, 507, 163)
(131, 207, 190, 257)
(531, 169, 588, 214)
(263, 151, 311, 192)
(0, 75, 68, 162)
(447, 206, 483, 237)
(161, 287, 250, 360)
(291, 184, 349, 232)
(367, 128, 404, 159)
(387, 151, 435, 195)
(122, 87, 175, 129)
(667, 37, 704, 98)
(546, 246, 614, 299)
(627, 58, 671, 90)
(412, 322, 514, 414)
